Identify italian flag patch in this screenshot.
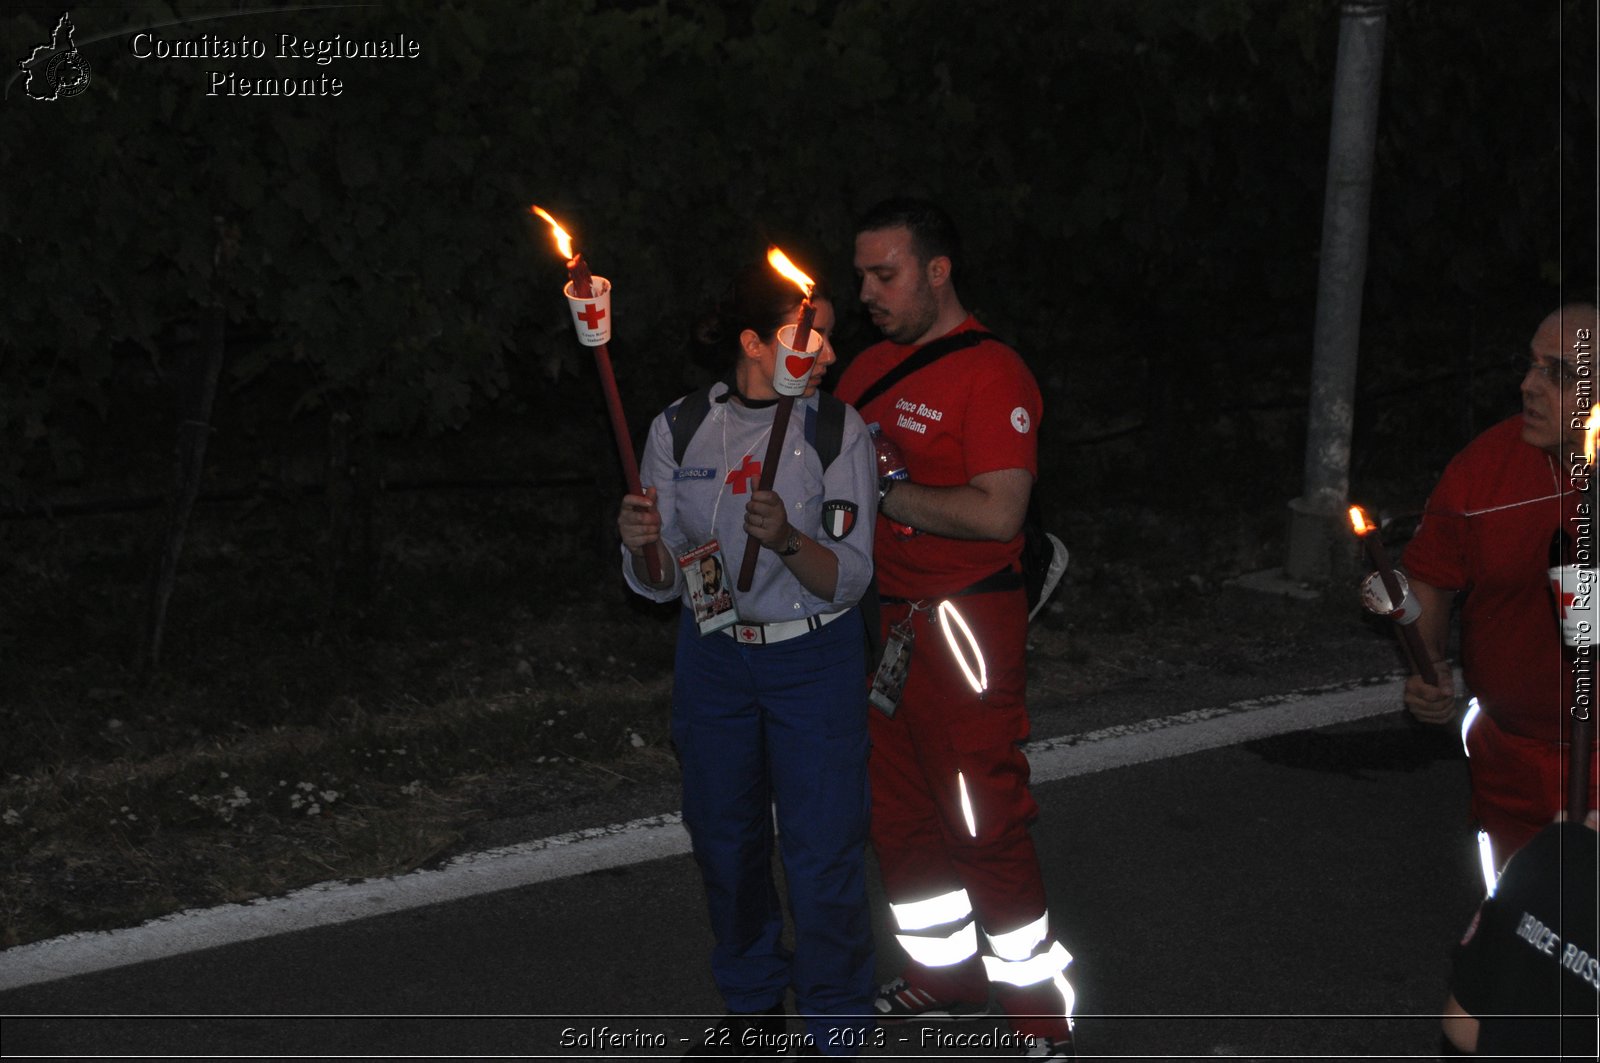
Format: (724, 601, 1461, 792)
(822, 500, 858, 540)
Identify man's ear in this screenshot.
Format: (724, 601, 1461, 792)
(926, 255, 952, 289)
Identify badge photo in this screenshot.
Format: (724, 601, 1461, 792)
(869, 618, 915, 716)
(679, 540, 740, 636)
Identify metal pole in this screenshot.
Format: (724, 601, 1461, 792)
(1285, 0, 1389, 582)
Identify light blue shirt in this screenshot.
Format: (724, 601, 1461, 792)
(622, 382, 877, 624)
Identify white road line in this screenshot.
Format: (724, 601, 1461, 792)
(0, 674, 1415, 993)
(1028, 674, 1415, 784)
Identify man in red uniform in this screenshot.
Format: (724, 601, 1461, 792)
(1401, 303, 1600, 869)
(835, 198, 1075, 1060)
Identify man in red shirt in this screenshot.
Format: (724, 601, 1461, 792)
(835, 199, 1074, 1060)
(1401, 303, 1600, 868)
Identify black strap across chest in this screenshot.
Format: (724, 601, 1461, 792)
(850, 330, 997, 411)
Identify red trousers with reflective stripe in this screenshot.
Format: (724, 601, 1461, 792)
(870, 589, 1071, 1039)
(1466, 706, 1600, 860)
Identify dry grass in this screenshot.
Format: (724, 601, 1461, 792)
(0, 669, 677, 948)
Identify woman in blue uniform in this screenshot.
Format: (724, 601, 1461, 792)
(618, 263, 879, 1058)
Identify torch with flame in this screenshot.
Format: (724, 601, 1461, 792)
(1349, 504, 1441, 687)
(1586, 407, 1600, 477)
(766, 246, 819, 357)
(530, 205, 659, 582)
(734, 246, 821, 593)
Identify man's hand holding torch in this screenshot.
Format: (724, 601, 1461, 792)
(1398, 578, 1458, 725)
(1350, 505, 1455, 723)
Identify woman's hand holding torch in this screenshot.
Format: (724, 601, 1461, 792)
(618, 486, 672, 589)
(742, 490, 794, 552)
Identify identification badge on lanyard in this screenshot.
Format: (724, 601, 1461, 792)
(679, 539, 740, 636)
(869, 617, 915, 716)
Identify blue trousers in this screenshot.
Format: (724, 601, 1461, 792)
(671, 607, 875, 1053)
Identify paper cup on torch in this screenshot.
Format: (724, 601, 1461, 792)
(1549, 561, 1600, 651)
(773, 323, 823, 397)
(1349, 504, 1441, 687)
(1359, 569, 1422, 625)
(563, 276, 614, 347)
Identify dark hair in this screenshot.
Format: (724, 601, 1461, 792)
(692, 259, 827, 365)
(854, 197, 962, 277)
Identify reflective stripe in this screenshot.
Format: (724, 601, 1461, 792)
(937, 600, 988, 694)
(985, 911, 1050, 961)
(890, 888, 972, 931)
(896, 920, 979, 968)
(1477, 829, 1499, 896)
(1460, 697, 1480, 758)
(956, 771, 978, 838)
(981, 940, 1073, 988)
(1053, 972, 1077, 1022)
(1461, 703, 1501, 897)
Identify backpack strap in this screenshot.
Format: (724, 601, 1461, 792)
(851, 330, 997, 411)
(668, 380, 720, 465)
(805, 391, 847, 471)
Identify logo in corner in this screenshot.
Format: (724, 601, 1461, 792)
(822, 500, 858, 540)
(18, 12, 92, 101)
(1010, 407, 1032, 434)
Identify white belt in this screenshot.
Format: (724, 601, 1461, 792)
(724, 609, 849, 645)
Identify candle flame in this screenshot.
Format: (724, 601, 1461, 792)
(1586, 407, 1600, 468)
(530, 205, 575, 261)
(1348, 505, 1374, 536)
(766, 246, 815, 299)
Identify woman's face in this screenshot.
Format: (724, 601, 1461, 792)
(740, 297, 837, 401)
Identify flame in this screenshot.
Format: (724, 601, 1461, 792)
(1586, 407, 1600, 468)
(530, 205, 575, 261)
(766, 246, 815, 299)
(1348, 505, 1373, 536)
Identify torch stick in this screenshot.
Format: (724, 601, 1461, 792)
(531, 206, 659, 582)
(1349, 505, 1441, 687)
(1568, 415, 1600, 820)
(734, 248, 819, 593)
(1572, 713, 1595, 822)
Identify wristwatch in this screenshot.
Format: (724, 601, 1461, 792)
(778, 529, 803, 556)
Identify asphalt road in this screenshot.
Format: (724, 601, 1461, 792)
(0, 675, 1486, 1061)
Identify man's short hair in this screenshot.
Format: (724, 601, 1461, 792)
(854, 196, 962, 277)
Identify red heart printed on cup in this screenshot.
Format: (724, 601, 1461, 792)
(784, 354, 816, 379)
